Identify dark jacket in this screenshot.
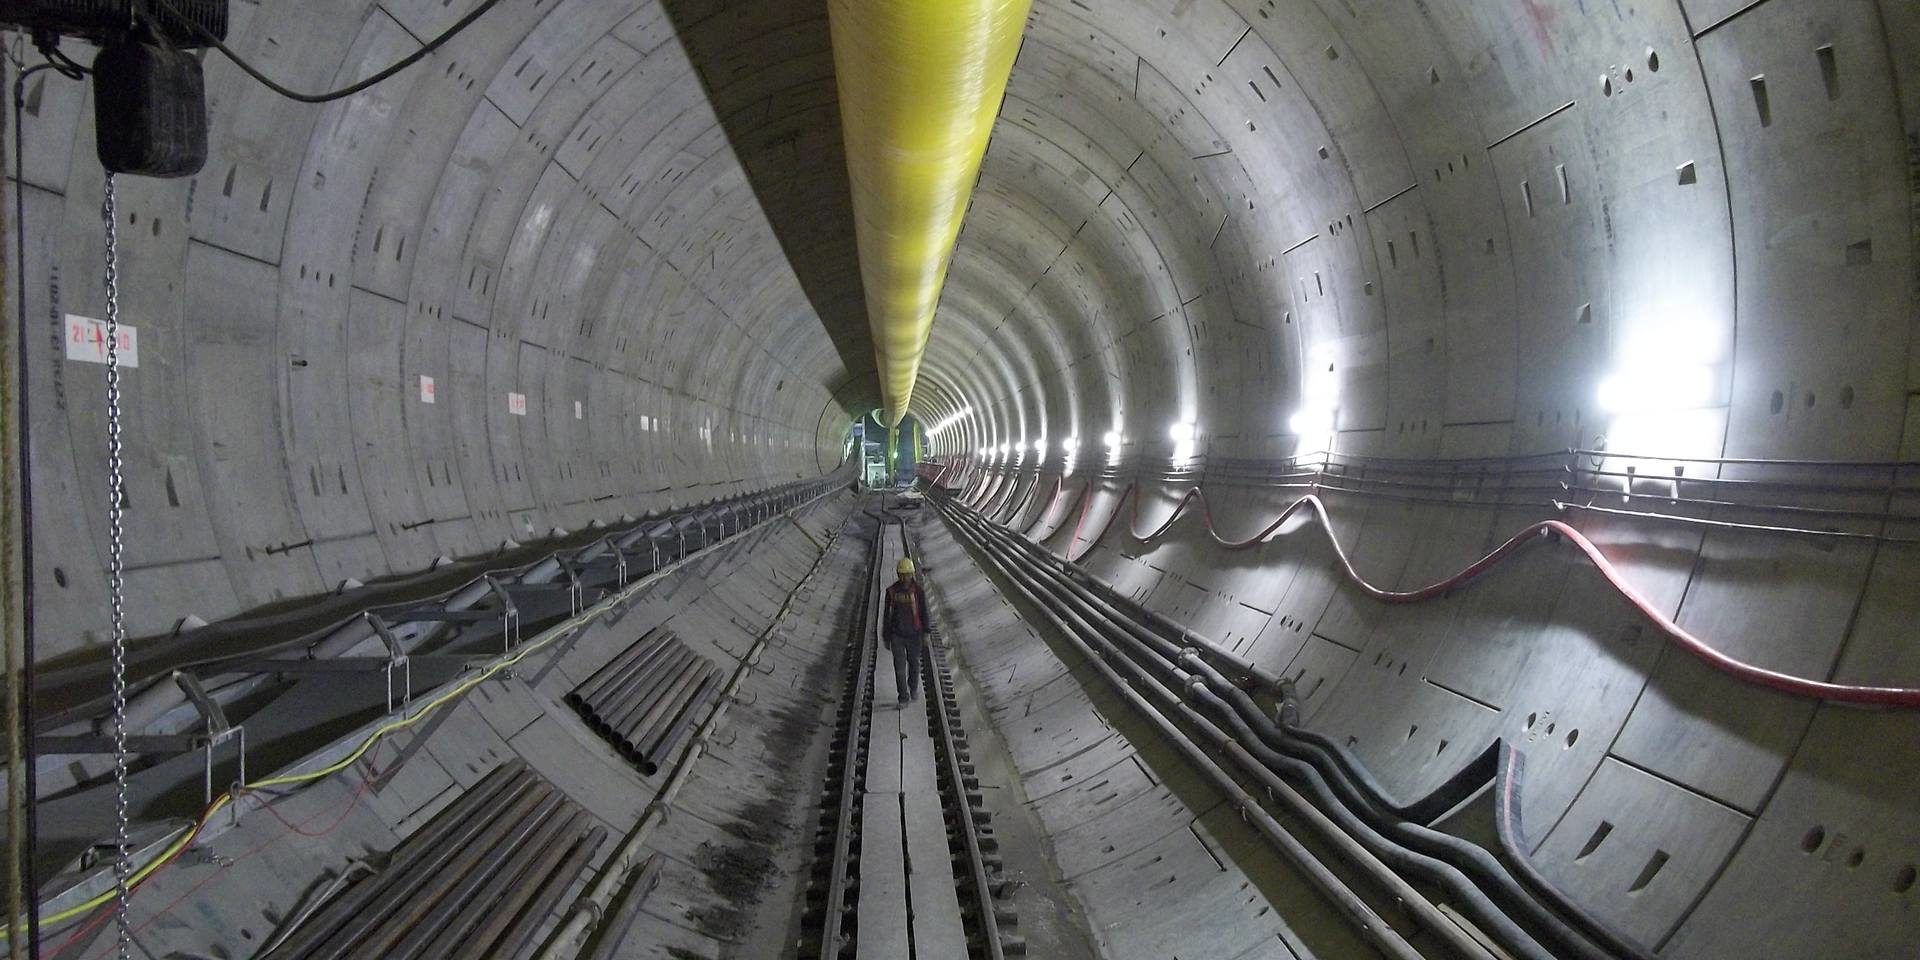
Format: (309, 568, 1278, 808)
(884, 579, 929, 640)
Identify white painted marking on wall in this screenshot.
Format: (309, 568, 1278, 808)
(419, 374, 436, 404)
(574, 400, 583, 419)
(65, 314, 139, 367)
(508, 391, 527, 416)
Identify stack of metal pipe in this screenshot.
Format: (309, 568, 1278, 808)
(261, 760, 606, 960)
(564, 627, 722, 775)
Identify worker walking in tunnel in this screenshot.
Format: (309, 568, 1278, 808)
(885, 557, 930, 704)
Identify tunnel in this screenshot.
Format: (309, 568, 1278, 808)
(2, 0, 1916, 957)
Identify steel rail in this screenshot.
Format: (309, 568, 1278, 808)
(901, 524, 1011, 960)
(804, 528, 882, 959)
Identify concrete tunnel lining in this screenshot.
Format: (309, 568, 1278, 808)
(4, 0, 1919, 957)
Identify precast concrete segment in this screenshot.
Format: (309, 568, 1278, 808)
(27, 495, 855, 958)
(935, 497, 1474, 960)
(913, 503, 1389, 959)
(827, 0, 1035, 424)
(10, 0, 1920, 955)
(10, 10, 858, 661)
(940, 490, 1657, 960)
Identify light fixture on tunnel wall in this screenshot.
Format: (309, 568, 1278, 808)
(1596, 363, 1716, 415)
(1287, 408, 1335, 435)
(1168, 420, 1199, 468)
(928, 405, 973, 437)
(1061, 436, 1081, 476)
(1102, 428, 1124, 466)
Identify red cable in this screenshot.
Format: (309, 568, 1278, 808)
(1068, 480, 1134, 563)
(984, 479, 1920, 709)
(1017, 475, 1064, 537)
(982, 472, 1021, 518)
(1038, 477, 1091, 544)
(55, 751, 381, 959)
(1002, 473, 1044, 525)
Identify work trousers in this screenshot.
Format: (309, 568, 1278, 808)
(887, 630, 923, 702)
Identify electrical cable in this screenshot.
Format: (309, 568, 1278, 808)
(975, 494, 1654, 957)
(8, 48, 58, 960)
(949, 504, 1620, 960)
(6, 482, 841, 944)
(1035, 478, 1920, 708)
(52, 770, 374, 960)
(141, 0, 505, 104)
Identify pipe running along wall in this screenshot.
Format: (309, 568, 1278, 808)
(1024, 478, 1920, 709)
(827, 0, 1034, 425)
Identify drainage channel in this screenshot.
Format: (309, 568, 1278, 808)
(800, 510, 1019, 959)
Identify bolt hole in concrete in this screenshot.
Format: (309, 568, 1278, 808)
(1896, 866, 1918, 893)
(1576, 821, 1613, 861)
(1803, 826, 1826, 853)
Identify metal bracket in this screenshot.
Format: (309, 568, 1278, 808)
(482, 575, 522, 652)
(174, 672, 246, 807)
(556, 556, 586, 615)
(603, 536, 630, 588)
(366, 613, 413, 715)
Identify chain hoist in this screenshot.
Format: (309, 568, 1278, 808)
(102, 171, 134, 960)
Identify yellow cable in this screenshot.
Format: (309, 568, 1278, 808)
(8, 503, 762, 938)
(829, 0, 1034, 425)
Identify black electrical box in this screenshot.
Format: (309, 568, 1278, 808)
(92, 35, 208, 178)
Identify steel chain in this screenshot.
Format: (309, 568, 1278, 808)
(102, 172, 133, 960)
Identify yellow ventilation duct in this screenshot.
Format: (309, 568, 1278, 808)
(829, 0, 1033, 426)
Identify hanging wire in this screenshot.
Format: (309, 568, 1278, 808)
(101, 172, 134, 959)
(8, 38, 57, 960)
(142, 0, 504, 104)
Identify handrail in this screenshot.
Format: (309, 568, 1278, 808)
(937, 446, 1920, 543)
(41, 469, 853, 731)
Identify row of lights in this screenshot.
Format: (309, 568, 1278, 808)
(943, 313, 1724, 472)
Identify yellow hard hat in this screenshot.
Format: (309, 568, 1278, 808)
(897, 557, 916, 576)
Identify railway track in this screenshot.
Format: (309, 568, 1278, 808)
(800, 509, 1019, 959)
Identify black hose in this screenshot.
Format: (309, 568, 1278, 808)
(1178, 663, 1613, 957)
(944, 504, 1433, 960)
(946, 502, 1638, 960)
(948, 509, 1562, 960)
